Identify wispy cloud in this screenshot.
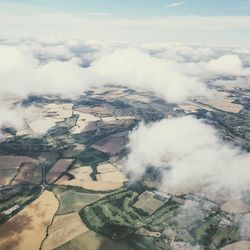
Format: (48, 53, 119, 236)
(165, 1, 186, 8)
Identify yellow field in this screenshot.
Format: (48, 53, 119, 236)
(70, 111, 99, 134)
(96, 171, 128, 183)
(56, 164, 124, 191)
(69, 166, 93, 179)
(56, 166, 93, 186)
(0, 191, 59, 250)
(136, 227, 161, 238)
(42, 213, 89, 250)
(97, 163, 117, 173)
(59, 180, 123, 191)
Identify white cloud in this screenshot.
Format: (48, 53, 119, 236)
(125, 116, 250, 200)
(89, 48, 209, 102)
(0, 45, 211, 103)
(0, 104, 39, 137)
(185, 55, 248, 79)
(165, 1, 186, 8)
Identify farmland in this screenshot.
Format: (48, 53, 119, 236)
(42, 212, 89, 249)
(53, 186, 106, 214)
(0, 85, 249, 249)
(0, 191, 58, 250)
(46, 159, 74, 183)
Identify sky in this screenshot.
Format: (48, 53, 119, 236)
(1, 0, 250, 17)
(0, 0, 250, 46)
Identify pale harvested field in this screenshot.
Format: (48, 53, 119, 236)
(28, 103, 73, 134)
(29, 117, 58, 134)
(70, 121, 97, 134)
(90, 88, 126, 100)
(178, 104, 200, 113)
(46, 159, 74, 183)
(56, 166, 93, 186)
(29, 117, 57, 134)
(97, 163, 117, 173)
(221, 241, 250, 250)
(204, 99, 243, 113)
(221, 200, 250, 213)
(69, 166, 93, 180)
(74, 111, 100, 122)
(74, 106, 114, 116)
(43, 103, 73, 120)
(58, 180, 123, 191)
(0, 191, 58, 250)
(42, 213, 89, 250)
(198, 92, 243, 113)
(136, 227, 161, 238)
(101, 116, 133, 122)
(125, 94, 151, 103)
(16, 127, 33, 136)
(70, 111, 99, 134)
(96, 171, 128, 183)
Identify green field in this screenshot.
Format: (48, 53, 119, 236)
(56, 231, 134, 250)
(53, 186, 106, 214)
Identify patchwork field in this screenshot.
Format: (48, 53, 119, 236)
(42, 213, 89, 250)
(46, 159, 74, 183)
(0, 191, 58, 250)
(56, 165, 93, 187)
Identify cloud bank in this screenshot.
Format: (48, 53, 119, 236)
(125, 116, 250, 200)
(0, 44, 211, 103)
(2, 40, 250, 102)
